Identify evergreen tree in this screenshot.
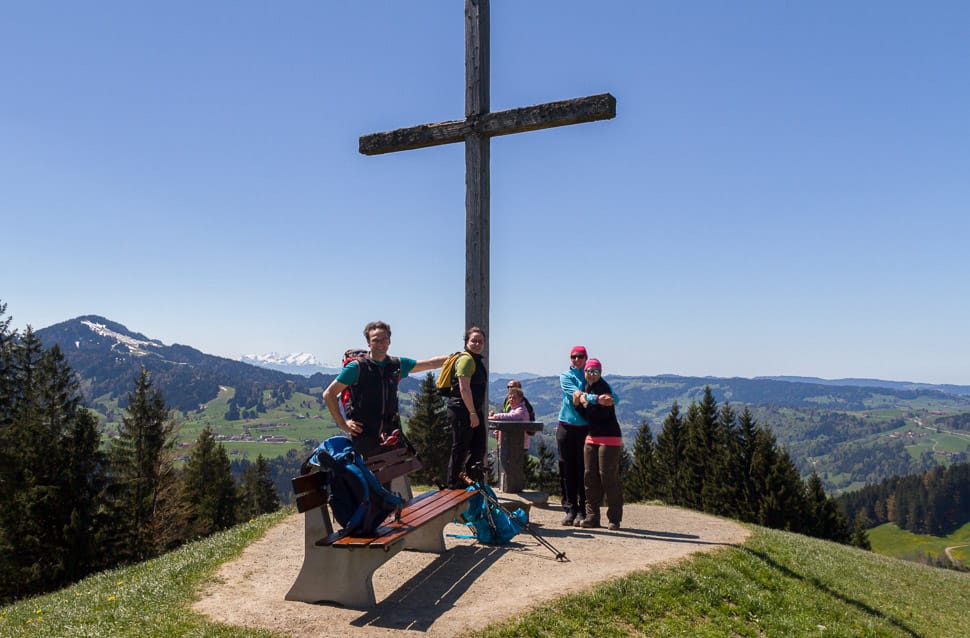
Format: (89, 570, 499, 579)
(404, 373, 450, 487)
(625, 420, 656, 502)
(239, 454, 280, 519)
(654, 401, 685, 505)
(0, 329, 106, 600)
(105, 368, 181, 562)
(804, 470, 851, 542)
(693, 387, 724, 514)
(41, 345, 106, 581)
(181, 427, 239, 537)
(736, 407, 760, 522)
(852, 512, 872, 550)
(707, 401, 741, 517)
(525, 436, 560, 493)
(681, 393, 715, 511)
(750, 425, 806, 532)
(0, 303, 18, 598)
(2, 329, 68, 598)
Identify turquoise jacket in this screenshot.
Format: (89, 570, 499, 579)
(558, 367, 589, 426)
(558, 366, 619, 426)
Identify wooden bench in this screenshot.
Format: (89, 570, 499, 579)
(285, 445, 476, 608)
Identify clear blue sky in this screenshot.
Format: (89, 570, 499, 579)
(3, 2, 969, 384)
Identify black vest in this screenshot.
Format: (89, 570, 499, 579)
(448, 351, 487, 415)
(345, 356, 401, 437)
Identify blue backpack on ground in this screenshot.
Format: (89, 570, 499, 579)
(460, 483, 527, 544)
(307, 436, 405, 536)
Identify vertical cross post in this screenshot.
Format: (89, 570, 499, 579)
(359, 0, 615, 374)
(465, 0, 490, 344)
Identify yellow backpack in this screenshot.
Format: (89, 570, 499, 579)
(436, 351, 475, 397)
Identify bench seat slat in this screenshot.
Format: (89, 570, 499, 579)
(323, 488, 475, 548)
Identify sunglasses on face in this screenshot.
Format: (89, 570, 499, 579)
(570, 354, 586, 360)
(586, 369, 601, 375)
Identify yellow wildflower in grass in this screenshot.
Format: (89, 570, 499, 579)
(107, 595, 116, 602)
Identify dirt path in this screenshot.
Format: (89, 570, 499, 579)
(194, 502, 749, 637)
(944, 544, 968, 567)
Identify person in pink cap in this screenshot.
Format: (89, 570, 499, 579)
(572, 358, 623, 530)
(557, 345, 615, 526)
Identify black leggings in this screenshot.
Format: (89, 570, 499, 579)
(447, 406, 487, 486)
(557, 422, 587, 513)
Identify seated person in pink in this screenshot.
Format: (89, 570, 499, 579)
(489, 386, 531, 450)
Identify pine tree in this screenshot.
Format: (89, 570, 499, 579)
(707, 401, 741, 517)
(404, 373, 450, 487)
(41, 345, 106, 581)
(525, 436, 560, 493)
(239, 454, 280, 519)
(653, 401, 685, 505)
(0, 329, 106, 600)
(749, 425, 806, 532)
(4, 329, 69, 597)
(851, 513, 872, 550)
(736, 407, 760, 522)
(0, 303, 18, 598)
(804, 471, 849, 541)
(105, 367, 180, 562)
(680, 399, 708, 510)
(625, 420, 656, 502)
(181, 427, 239, 537)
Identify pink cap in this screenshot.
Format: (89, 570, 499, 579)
(570, 345, 587, 357)
(585, 358, 602, 372)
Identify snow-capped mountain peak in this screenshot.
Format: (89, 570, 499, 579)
(240, 352, 340, 376)
(80, 319, 161, 356)
(241, 352, 321, 367)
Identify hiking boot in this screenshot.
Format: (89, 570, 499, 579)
(607, 522, 620, 531)
(578, 516, 601, 528)
(560, 511, 577, 526)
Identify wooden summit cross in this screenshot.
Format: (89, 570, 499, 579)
(360, 0, 615, 349)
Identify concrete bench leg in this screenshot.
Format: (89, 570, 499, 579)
(285, 507, 402, 607)
(403, 501, 471, 553)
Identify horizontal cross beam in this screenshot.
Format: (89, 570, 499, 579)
(359, 92, 616, 156)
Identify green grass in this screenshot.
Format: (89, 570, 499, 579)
(476, 526, 970, 638)
(869, 520, 970, 565)
(0, 511, 289, 637)
(5, 512, 970, 637)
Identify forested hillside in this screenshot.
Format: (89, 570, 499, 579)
(29, 314, 970, 496)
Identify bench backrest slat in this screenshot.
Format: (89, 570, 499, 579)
(290, 445, 422, 514)
(366, 447, 424, 484)
(292, 471, 329, 513)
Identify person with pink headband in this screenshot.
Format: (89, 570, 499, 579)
(572, 358, 623, 530)
(557, 345, 615, 526)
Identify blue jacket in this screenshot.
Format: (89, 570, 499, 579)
(558, 367, 589, 426)
(558, 367, 620, 426)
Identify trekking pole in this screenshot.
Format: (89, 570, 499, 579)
(459, 471, 568, 562)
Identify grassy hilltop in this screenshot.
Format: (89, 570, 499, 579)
(2, 509, 969, 637)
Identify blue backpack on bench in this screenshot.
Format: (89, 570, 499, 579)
(307, 436, 405, 536)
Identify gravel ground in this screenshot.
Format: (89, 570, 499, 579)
(193, 499, 749, 637)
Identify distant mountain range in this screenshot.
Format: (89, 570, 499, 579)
(755, 375, 970, 396)
(240, 352, 342, 376)
(34, 315, 970, 419)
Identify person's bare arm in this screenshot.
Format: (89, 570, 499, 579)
(322, 379, 361, 434)
(458, 376, 480, 428)
(412, 354, 448, 374)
